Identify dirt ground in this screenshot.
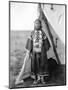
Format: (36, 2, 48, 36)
(9, 31, 66, 88)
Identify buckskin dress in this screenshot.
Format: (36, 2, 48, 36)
(26, 29, 50, 77)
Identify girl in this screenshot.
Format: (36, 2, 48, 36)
(26, 19, 51, 84)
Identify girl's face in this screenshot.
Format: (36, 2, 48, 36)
(34, 20, 41, 30)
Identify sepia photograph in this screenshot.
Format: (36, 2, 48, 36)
(9, 1, 66, 89)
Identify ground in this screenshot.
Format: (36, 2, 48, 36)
(9, 31, 66, 88)
(10, 65, 66, 89)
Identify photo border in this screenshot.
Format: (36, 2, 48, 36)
(9, 1, 67, 89)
